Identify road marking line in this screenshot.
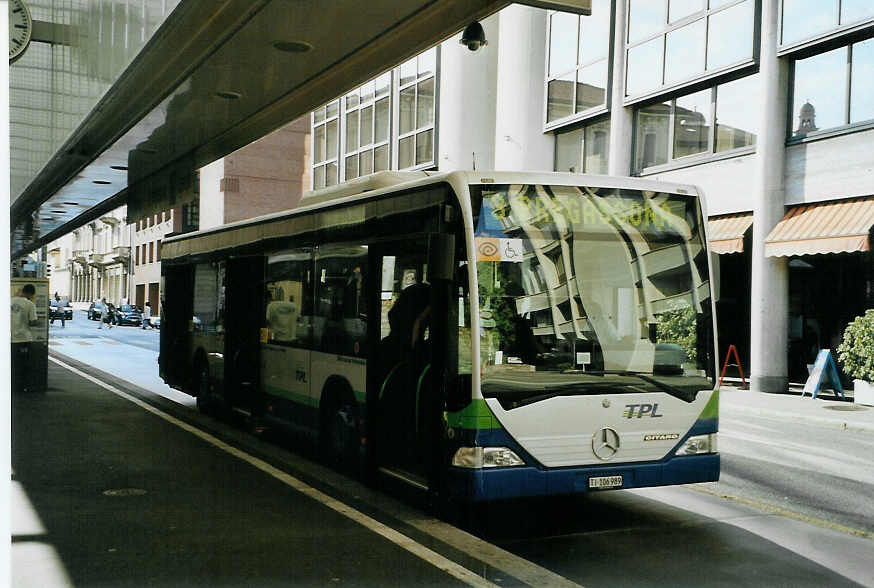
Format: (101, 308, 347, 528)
(687, 485, 874, 540)
(49, 357, 571, 587)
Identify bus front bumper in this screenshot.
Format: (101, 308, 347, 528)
(446, 453, 719, 502)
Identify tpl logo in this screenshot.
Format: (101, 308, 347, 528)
(623, 403, 664, 418)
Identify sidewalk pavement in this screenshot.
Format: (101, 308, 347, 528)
(719, 385, 874, 434)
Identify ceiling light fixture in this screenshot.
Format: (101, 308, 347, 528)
(93, 180, 112, 185)
(272, 40, 312, 53)
(110, 165, 129, 171)
(215, 91, 242, 100)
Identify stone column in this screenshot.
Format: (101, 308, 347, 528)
(608, 0, 633, 176)
(749, 0, 789, 392)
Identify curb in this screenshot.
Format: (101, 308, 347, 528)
(721, 403, 874, 434)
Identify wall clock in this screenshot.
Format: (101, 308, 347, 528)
(9, 0, 33, 64)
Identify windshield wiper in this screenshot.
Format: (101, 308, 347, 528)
(567, 370, 703, 403)
(489, 382, 635, 410)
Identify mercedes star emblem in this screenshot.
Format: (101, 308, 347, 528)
(592, 427, 620, 460)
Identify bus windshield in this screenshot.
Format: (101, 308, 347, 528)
(468, 183, 714, 405)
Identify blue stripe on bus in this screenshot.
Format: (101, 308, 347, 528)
(447, 416, 720, 501)
(446, 453, 720, 502)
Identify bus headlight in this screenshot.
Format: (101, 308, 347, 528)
(451, 447, 525, 468)
(674, 433, 717, 456)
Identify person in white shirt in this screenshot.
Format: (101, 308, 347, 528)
(12, 283, 38, 343)
(142, 301, 153, 329)
(12, 283, 40, 393)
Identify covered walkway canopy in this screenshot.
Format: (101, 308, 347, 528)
(10, 0, 590, 259)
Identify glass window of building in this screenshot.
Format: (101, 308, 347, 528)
(850, 38, 874, 124)
(546, 1, 611, 124)
(626, 0, 755, 98)
(634, 74, 759, 171)
(791, 47, 847, 134)
(715, 75, 759, 151)
(781, 0, 874, 46)
(554, 119, 610, 174)
(312, 101, 340, 189)
(790, 38, 874, 137)
(343, 73, 391, 181)
(673, 89, 711, 158)
(397, 48, 437, 169)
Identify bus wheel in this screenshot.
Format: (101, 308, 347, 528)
(195, 363, 211, 415)
(323, 398, 359, 468)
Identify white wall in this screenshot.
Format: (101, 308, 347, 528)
(438, 14, 500, 172)
(646, 153, 758, 216)
(493, 6, 553, 172)
(784, 129, 874, 204)
(198, 159, 226, 230)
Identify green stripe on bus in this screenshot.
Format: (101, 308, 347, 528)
(446, 398, 501, 431)
(699, 388, 719, 420)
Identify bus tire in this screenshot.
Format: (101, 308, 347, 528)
(321, 390, 359, 468)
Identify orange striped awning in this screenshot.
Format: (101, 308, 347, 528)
(708, 212, 753, 254)
(765, 197, 874, 257)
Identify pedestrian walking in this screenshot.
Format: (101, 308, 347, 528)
(97, 298, 107, 329)
(105, 302, 115, 329)
(53, 293, 66, 328)
(142, 301, 152, 329)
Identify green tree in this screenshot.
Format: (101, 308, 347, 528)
(656, 304, 697, 361)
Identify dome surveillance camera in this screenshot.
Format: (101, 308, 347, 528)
(460, 21, 487, 52)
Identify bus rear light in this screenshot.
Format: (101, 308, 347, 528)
(674, 433, 717, 456)
(451, 447, 525, 468)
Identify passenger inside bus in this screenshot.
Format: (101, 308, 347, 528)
(375, 282, 432, 462)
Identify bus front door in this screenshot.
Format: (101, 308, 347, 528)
(367, 236, 452, 491)
(224, 257, 264, 417)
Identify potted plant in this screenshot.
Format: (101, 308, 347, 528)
(836, 310, 874, 406)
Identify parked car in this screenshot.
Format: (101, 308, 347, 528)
(87, 301, 102, 321)
(113, 304, 144, 326)
(49, 298, 73, 322)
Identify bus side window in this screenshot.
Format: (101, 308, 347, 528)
(264, 250, 313, 347)
(314, 246, 368, 357)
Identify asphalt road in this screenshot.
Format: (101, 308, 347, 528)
(717, 412, 874, 534)
(50, 309, 159, 352)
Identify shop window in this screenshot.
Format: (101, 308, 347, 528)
(546, 0, 610, 124)
(626, 0, 754, 98)
(634, 74, 759, 172)
(791, 38, 874, 138)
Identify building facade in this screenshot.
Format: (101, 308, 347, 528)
(51, 207, 131, 308)
(309, 0, 874, 391)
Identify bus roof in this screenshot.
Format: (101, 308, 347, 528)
(161, 170, 703, 259)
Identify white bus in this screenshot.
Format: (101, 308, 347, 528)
(160, 170, 719, 502)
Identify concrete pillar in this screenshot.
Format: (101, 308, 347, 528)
(493, 5, 553, 171)
(607, 0, 633, 176)
(749, 0, 789, 393)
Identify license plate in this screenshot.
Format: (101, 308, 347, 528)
(588, 475, 623, 489)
